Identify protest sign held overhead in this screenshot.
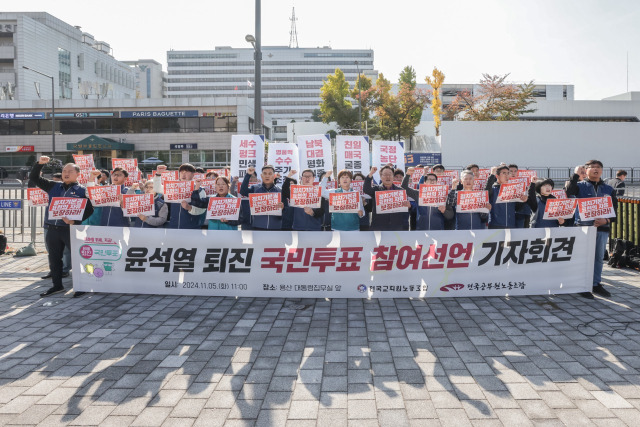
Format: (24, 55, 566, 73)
(112, 158, 138, 174)
(267, 143, 299, 181)
(297, 134, 332, 178)
(335, 136, 370, 176)
(551, 189, 567, 199)
(231, 135, 265, 179)
(371, 140, 405, 183)
(72, 154, 95, 171)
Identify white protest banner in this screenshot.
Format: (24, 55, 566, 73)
(477, 169, 491, 180)
(290, 185, 321, 208)
(411, 168, 425, 189)
(350, 180, 365, 195)
(496, 182, 527, 203)
(207, 169, 231, 178)
(231, 135, 265, 179)
(297, 134, 333, 178)
(472, 179, 487, 191)
(518, 170, 538, 181)
(48, 197, 87, 220)
(77, 170, 93, 185)
(456, 191, 490, 213)
(249, 193, 282, 216)
(335, 135, 370, 176)
(124, 170, 142, 188)
(163, 180, 194, 203)
(206, 197, 241, 221)
(329, 192, 361, 214)
(442, 170, 459, 180)
(122, 193, 155, 217)
(436, 175, 453, 188)
(159, 170, 179, 183)
(193, 173, 206, 181)
(551, 189, 567, 199)
(199, 179, 217, 196)
(371, 140, 405, 183)
(543, 198, 578, 220)
(112, 158, 138, 174)
(71, 226, 595, 298)
(73, 154, 95, 171)
(375, 190, 408, 214)
(27, 188, 49, 207)
(268, 142, 300, 181)
(418, 185, 449, 207)
(578, 196, 616, 221)
(87, 185, 121, 207)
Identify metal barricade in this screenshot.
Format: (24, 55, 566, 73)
(611, 196, 640, 246)
(0, 180, 43, 245)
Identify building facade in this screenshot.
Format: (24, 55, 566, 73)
(122, 59, 167, 99)
(0, 12, 135, 102)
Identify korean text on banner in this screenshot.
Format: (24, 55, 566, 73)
(267, 142, 300, 181)
(27, 188, 49, 207)
(207, 197, 241, 221)
(290, 185, 321, 208)
(158, 170, 179, 183)
(578, 196, 616, 221)
(371, 141, 405, 183)
(112, 158, 138, 173)
(124, 170, 142, 188)
(375, 190, 408, 214)
(329, 192, 361, 214)
(297, 134, 333, 178)
(48, 197, 87, 220)
(122, 194, 155, 217)
(163, 180, 194, 203)
(411, 168, 425, 189)
(456, 191, 489, 213)
(87, 185, 121, 207)
(72, 154, 95, 171)
(551, 189, 567, 199)
(350, 180, 365, 195)
(71, 226, 596, 298)
(207, 169, 231, 178)
(518, 170, 538, 181)
(418, 184, 448, 207)
(496, 182, 527, 203)
(231, 135, 265, 179)
(543, 198, 578, 220)
(249, 193, 282, 216)
(199, 179, 217, 196)
(335, 136, 370, 176)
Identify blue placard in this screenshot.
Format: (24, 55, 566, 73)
(170, 144, 198, 150)
(0, 200, 22, 210)
(120, 110, 199, 118)
(404, 152, 442, 167)
(0, 112, 46, 120)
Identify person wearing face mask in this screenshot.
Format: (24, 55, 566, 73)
(153, 163, 206, 229)
(363, 165, 411, 231)
(402, 169, 451, 230)
(131, 180, 168, 228)
(240, 165, 285, 230)
(282, 169, 326, 231)
(445, 169, 491, 230)
(192, 176, 239, 230)
(529, 178, 565, 228)
(566, 159, 617, 299)
(318, 169, 364, 231)
(29, 156, 94, 297)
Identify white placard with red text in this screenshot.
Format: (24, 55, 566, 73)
(517, 170, 538, 181)
(71, 226, 596, 298)
(163, 181, 194, 203)
(48, 197, 87, 220)
(578, 197, 616, 221)
(335, 136, 370, 176)
(87, 185, 121, 207)
(375, 190, 408, 214)
(418, 185, 449, 207)
(27, 188, 49, 207)
(158, 170, 179, 183)
(297, 134, 333, 178)
(437, 175, 453, 188)
(249, 193, 282, 216)
(199, 179, 217, 196)
(112, 158, 138, 174)
(329, 192, 361, 214)
(73, 154, 95, 171)
(207, 169, 231, 178)
(290, 185, 322, 208)
(551, 189, 567, 199)
(543, 199, 578, 220)
(456, 191, 490, 214)
(207, 197, 241, 221)
(231, 135, 265, 179)
(496, 182, 527, 203)
(350, 180, 365, 195)
(371, 141, 405, 183)
(267, 142, 300, 182)
(122, 194, 155, 217)
(411, 168, 426, 189)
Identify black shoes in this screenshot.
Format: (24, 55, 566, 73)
(62, 272, 70, 278)
(579, 292, 595, 299)
(40, 287, 65, 298)
(593, 284, 611, 297)
(73, 291, 86, 298)
(41, 272, 52, 279)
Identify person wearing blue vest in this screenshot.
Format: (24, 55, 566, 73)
(402, 169, 451, 230)
(363, 165, 411, 231)
(40, 173, 71, 280)
(192, 176, 239, 230)
(29, 156, 94, 297)
(444, 170, 490, 230)
(319, 170, 364, 231)
(529, 178, 565, 229)
(487, 165, 529, 229)
(153, 163, 205, 229)
(240, 165, 285, 230)
(282, 169, 325, 231)
(566, 159, 618, 299)
(131, 180, 168, 228)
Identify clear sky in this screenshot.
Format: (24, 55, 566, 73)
(8, 0, 640, 99)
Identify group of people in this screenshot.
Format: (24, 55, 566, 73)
(30, 155, 618, 300)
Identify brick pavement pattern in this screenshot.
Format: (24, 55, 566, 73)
(1, 253, 640, 426)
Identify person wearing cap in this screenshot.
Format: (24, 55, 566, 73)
(529, 178, 565, 228)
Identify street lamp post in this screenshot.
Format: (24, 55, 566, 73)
(354, 61, 362, 134)
(246, 0, 262, 135)
(23, 66, 55, 160)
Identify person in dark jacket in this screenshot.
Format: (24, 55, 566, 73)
(566, 159, 617, 299)
(92, 167, 130, 227)
(240, 165, 285, 230)
(132, 180, 168, 228)
(353, 172, 371, 230)
(282, 169, 325, 231)
(402, 169, 451, 230)
(445, 170, 491, 230)
(30, 156, 94, 297)
(153, 164, 206, 229)
(529, 178, 565, 228)
(363, 165, 411, 231)
(192, 176, 239, 230)
(487, 165, 529, 229)
(606, 170, 627, 197)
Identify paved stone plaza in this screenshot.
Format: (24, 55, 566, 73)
(1, 253, 640, 426)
